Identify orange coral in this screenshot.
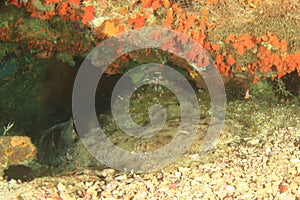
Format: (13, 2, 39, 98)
(206, 0, 217, 5)
(152, 0, 161, 10)
(285, 51, 300, 75)
(267, 33, 288, 53)
(185, 15, 195, 30)
(211, 43, 220, 51)
(218, 62, 230, 76)
(164, 9, 174, 28)
(176, 21, 184, 32)
(257, 46, 272, 72)
(199, 16, 208, 32)
(257, 45, 287, 77)
(279, 40, 287, 52)
(203, 42, 210, 50)
(44, 10, 56, 19)
(252, 75, 260, 85)
(226, 54, 236, 65)
(81, 6, 95, 25)
(102, 20, 121, 37)
(239, 34, 255, 48)
(129, 14, 146, 29)
(69, 9, 77, 21)
(7, 0, 23, 8)
(142, 0, 152, 9)
(191, 28, 205, 45)
(268, 33, 280, 48)
(119, 8, 128, 15)
(58, 2, 69, 17)
(249, 62, 259, 75)
(225, 34, 235, 43)
(232, 33, 255, 55)
(172, 3, 183, 15)
(257, 46, 270, 59)
(235, 64, 241, 71)
(162, 0, 170, 8)
(215, 53, 223, 65)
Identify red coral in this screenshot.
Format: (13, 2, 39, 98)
(191, 28, 205, 45)
(176, 21, 184, 32)
(226, 54, 236, 65)
(285, 51, 300, 75)
(257, 45, 288, 77)
(218, 62, 230, 76)
(81, 6, 95, 25)
(129, 14, 146, 29)
(164, 9, 174, 28)
(162, 0, 170, 8)
(253, 75, 260, 85)
(225, 34, 235, 43)
(142, 0, 152, 9)
(30, 8, 39, 18)
(203, 42, 210, 50)
(215, 53, 223, 65)
(69, 9, 77, 21)
(185, 15, 195, 30)
(280, 40, 287, 52)
(268, 33, 280, 48)
(247, 63, 257, 75)
(172, 3, 183, 15)
(7, 0, 23, 8)
(211, 43, 220, 51)
(206, 0, 217, 5)
(58, 2, 69, 17)
(232, 34, 255, 55)
(44, 10, 56, 19)
(152, 0, 160, 10)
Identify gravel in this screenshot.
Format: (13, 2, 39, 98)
(0, 126, 299, 199)
(1, 100, 300, 199)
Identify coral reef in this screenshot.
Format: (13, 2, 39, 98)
(1, 0, 299, 83)
(0, 4, 95, 66)
(87, 0, 300, 82)
(0, 0, 299, 105)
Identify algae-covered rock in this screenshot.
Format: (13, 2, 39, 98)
(0, 136, 36, 177)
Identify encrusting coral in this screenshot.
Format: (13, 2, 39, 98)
(0, 136, 36, 177)
(1, 0, 300, 84)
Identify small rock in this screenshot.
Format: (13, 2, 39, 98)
(9, 179, 17, 185)
(101, 169, 116, 177)
(174, 172, 181, 178)
(225, 185, 235, 192)
(115, 174, 127, 181)
(57, 182, 66, 191)
(155, 173, 163, 181)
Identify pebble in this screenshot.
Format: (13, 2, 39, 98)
(115, 174, 127, 181)
(0, 105, 300, 199)
(174, 172, 181, 178)
(57, 182, 66, 191)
